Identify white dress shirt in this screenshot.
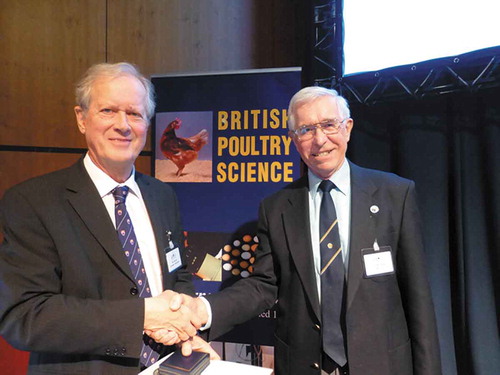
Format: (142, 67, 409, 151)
(83, 154, 163, 297)
(308, 159, 351, 301)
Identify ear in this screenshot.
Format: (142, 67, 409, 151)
(289, 131, 300, 149)
(74, 106, 86, 134)
(344, 118, 354, 141)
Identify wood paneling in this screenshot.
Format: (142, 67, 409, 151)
(0, 151, 151, 199)
(106, 0, 301, 77)
(0, 152, 82, 198)
(0, 0, 106, 148)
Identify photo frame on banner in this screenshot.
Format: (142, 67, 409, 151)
(151, 68, 301, 345)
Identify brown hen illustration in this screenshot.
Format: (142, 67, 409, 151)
(159, 118, 209, 176)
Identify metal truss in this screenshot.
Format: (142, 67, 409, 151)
(310, 0, 342, 87)
(336, 46, 500, 105)
(310, 0, 500, 105)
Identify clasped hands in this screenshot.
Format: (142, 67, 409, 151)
(144, 290, 219, 359)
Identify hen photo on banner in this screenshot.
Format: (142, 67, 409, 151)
(152, 68, 301, 345)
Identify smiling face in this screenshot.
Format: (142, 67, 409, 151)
(291, 95, 353, 180)
(74, 75, 149, 182)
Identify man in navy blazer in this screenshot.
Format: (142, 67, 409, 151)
(155, 86, 442, 375)
(0, 62, 216, 374)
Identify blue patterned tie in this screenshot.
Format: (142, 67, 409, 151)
(318, 180, 347, 367)
(112, 186, 161, 369)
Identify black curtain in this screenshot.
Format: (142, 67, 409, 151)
(347, 86, 500, 375)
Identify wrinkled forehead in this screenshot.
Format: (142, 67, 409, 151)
(294, 96, 341, 127)
(90, 75, 146, 107)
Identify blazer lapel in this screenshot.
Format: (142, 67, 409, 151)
(64, 160, 135, 282)
(283, 177, 321, 322)
(346, 162, 378, 311)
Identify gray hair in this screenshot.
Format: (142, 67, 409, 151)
(75, 62, 156, 121)
(287, 86, 350, 130)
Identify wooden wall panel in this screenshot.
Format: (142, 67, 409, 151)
(135, 154, 152, 176)
(106, 0, 302, 77)
(0, 0, 106, 148)
(0, 151, 151, 199)
(0, 152, 82, 199)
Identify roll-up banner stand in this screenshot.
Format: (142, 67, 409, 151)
(152, 68, 301, 345)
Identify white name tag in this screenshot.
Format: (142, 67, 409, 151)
(166, 247, 182, 273)
(362, 246, 395, 277)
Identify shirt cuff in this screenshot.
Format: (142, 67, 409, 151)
(199, 296, 213, 330)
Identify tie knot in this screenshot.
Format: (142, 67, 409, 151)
(112, 186, 129, 203)
(319, 179, 335, 193)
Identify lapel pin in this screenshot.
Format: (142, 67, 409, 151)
(370, 205, 379, 214)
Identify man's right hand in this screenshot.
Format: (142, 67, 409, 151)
(146, 294, 209, 345)
(144, 290, 202, 341)
(172, 294, 208, 326)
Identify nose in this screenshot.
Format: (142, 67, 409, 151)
(115, 111, 131, 132)
(311, 125, 328, 144)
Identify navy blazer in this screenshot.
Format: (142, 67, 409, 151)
(207, 161, 441, 375)
(0, 159, 194, 374)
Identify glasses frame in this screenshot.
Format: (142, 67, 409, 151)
(290, 118, 349, 141)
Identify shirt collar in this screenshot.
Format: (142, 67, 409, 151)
(83, 153, 140, 199)
(308, 158, 350, 199)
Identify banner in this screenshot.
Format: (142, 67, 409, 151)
(152, 68, 301, 345)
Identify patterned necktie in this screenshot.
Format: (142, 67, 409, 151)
(318, 180, 347, 367)
(112, 186, 161, 369)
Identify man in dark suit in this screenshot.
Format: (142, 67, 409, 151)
(156, 86, 442, 375)
(0, 62, 216, 374)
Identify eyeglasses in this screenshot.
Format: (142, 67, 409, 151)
(290, 118, 348, 141)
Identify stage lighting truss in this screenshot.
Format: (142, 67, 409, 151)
(311, 1, 500, 105)
(336, 47, 500, 105)
(311, 1, 342, 88)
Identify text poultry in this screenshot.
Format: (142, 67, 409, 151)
(217, 135, 292, 157)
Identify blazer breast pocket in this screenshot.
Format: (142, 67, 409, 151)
(368, 273, 396, 283)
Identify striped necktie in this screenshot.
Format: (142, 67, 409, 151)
(318, 180, 347, 367)
(113, 186, 162, 369)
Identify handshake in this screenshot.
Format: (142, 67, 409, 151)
(144, 290, 219, 360)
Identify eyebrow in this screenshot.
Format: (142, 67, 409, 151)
(300, 119, 337, 127)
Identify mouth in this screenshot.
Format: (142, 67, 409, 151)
(110, 138, 131, 144)
(312, 149, 333, 157)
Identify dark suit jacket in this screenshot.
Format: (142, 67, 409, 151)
(207, 162, 441, 375)
(0, 159, 194, 374)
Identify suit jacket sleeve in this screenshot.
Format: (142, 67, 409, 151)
(397, 181, 441, 375)
(205, 200, 278, 340)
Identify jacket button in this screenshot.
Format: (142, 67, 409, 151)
(314, 324, 321, 331)
(130, 287, 138, 296)
(311, 362, 320, 369)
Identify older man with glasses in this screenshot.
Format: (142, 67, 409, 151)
(152, 86, 442, 375)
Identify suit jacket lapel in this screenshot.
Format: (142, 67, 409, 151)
(283, 176, 321, 322)
(64, 160, 135, 282)
(347, 162, 378, 311)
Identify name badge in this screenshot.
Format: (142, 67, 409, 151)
(361, 245, 395, 278)
(166, 247, 182, 273)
